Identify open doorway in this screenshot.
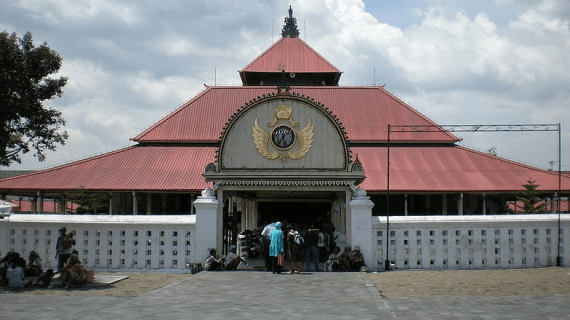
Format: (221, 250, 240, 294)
(257, 201, 331, 227)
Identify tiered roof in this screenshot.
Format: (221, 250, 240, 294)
(132, 86, 458, 143)
(1, 8, 569, 196)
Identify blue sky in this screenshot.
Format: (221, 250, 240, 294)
(1, 0, 569, 172)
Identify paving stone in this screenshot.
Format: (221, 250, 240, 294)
(2, 272, 570, 319)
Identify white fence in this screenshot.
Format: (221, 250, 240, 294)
(0, 214, 196, 270)
(373, 214, 569, 271)
(2, 213, 569, 272)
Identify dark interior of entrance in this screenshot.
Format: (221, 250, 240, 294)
(258, 201, 330, 226)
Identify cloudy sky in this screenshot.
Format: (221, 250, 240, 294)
(1, 0, 569, 172)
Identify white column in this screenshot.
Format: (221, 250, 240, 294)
(132, 191, 137, 215)
(192, 188, 219, 264)
(37, 191, 43, 214)
(108, 193, 113, 215)
(349, 188, 375, 271)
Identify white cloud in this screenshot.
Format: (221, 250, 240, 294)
(3, 0, 570, 171)
(15, 0, 140, 25)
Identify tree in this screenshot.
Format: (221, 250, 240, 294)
(67, 188, 101, 214)
(0, 31, 68, 166)
(512, 180, 547, 213)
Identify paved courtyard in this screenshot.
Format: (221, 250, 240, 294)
(1, 271, 570, 319)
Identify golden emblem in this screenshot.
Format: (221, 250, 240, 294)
(253, 105, 314, 161)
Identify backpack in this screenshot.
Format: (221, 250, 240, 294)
(293, 234, 305, 248)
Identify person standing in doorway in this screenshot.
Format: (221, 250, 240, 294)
(269, 222, 284, 274)
(304, 227, 320, 272)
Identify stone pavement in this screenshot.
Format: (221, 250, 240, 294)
(2, 271, 570, 319)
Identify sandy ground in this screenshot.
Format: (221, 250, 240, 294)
(0, 272, 189, 297)
(2, 267, 570, 297)
(368, 267, 570, 298)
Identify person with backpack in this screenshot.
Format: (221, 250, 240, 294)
(287, 229, 304, 274)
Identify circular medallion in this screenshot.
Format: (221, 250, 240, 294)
(271, 125, 295, 150)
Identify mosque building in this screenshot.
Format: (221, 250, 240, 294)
(1, 8, 568, 266)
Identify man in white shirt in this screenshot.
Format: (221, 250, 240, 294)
(204, 249, 225, 271)
(325, 246, 342, 272)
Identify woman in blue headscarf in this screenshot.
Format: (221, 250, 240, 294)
(269, 222, 284, 274)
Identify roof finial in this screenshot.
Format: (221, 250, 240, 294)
(281, 5, 300, 38)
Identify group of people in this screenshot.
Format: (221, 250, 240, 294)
(324, 246, 366, 272)
(0, 251, 46, 288)
(262, 221, 366, 274)
(0, 226, 89, 289)
(203, 220, 367, 274)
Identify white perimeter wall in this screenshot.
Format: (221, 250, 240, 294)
(373, 214, 569, 271)
(2, 213, 569, 271)
(0, 214, 196, 270)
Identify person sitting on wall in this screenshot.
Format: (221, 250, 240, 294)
(350, 246, 366, 271)
(224, 245, 243, 271)
(204, 249, 225, 271)
(56, 250, 88, 289)
(325, 246, 342, 272)
(25, 250, 43, 277)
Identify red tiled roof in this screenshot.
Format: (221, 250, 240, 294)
(2, 144, 568, 194)
(132, 86, 458, 143)
(7, 199, 79, 213)
(240, 37, 340, 74)
(0, 145, 215, 192)
(355, 145, 570, 192)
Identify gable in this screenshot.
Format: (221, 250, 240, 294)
(219, 93, 349, 171)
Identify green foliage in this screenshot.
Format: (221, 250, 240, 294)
(67, 188, 99, 213)
(513, 180, 547, 213)
(0, 31, 68, 166)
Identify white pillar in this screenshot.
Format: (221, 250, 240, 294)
(108, 193, 113, 215)
(37, 191, 43, 214)
(192, 188, 219, 264)
(482, 194, 486, 215)
(349, 188, 375, 271)
(132, 191, 138, 215)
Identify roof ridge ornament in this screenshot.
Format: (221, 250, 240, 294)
(281, 6, 300, 38)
